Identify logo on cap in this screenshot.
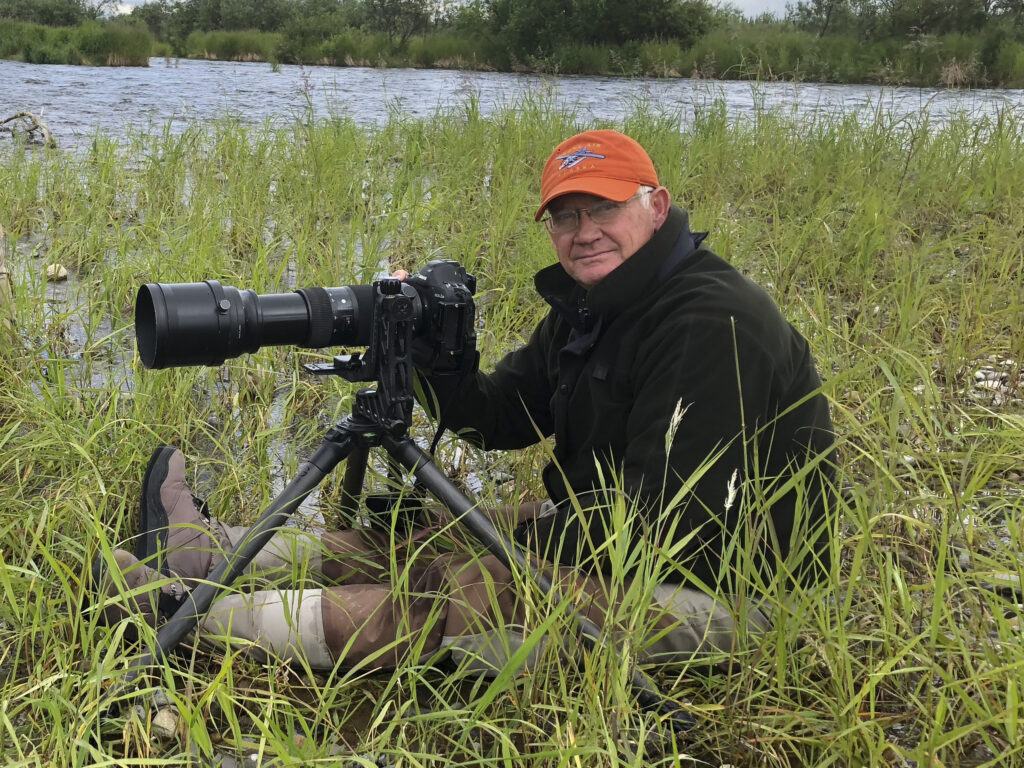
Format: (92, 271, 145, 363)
(557, 147, 605, 170)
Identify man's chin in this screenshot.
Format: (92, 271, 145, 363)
(571, 257, 618, 287)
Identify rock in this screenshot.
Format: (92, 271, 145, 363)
(152, 706, 179, 741)
(45, 263, 68, 282)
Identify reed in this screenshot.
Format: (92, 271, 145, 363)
(0, 95, 1022, 766)
(0, 19, 152, 65)
(184, 29, 282, 62)
(680, 23, 1024, 87)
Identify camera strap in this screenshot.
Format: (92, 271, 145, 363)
(429, 424, 446, 456)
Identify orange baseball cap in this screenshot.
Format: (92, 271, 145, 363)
(535, 129, 660, 221)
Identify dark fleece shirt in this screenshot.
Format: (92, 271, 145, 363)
(420, 206, 835, 588)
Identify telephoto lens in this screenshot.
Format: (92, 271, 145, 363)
(135, 280, 376, 369)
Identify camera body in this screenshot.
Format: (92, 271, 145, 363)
(135, 260, 477, 375)
(402, 259, 477, 375)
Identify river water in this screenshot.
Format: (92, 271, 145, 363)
(3, 57, 1024, 147)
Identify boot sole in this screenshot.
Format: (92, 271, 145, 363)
(134, 445, 176, 574)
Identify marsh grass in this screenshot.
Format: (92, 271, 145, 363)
(0, 20, 153, 66)
(1, 95, 1022, 766)
(185, 30, 282, 62)
(679, 25, 1024, 87)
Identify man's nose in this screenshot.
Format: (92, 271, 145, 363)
(573, 210, 602, 241)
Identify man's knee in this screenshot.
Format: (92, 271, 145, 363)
(639, 585, 772, 664)
(200, 589, 335, 670)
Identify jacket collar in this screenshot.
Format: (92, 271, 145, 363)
(534, 205, 692, 329)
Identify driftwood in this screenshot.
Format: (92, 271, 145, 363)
(0, 223, 13, 332)
(0, 111, 56, 148)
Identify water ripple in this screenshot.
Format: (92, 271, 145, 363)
(1, 57, 1023, 149)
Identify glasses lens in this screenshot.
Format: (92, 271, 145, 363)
(547, 211, 578, 233)
(545, 191, 649, 233)
(587, 200, 624, 224)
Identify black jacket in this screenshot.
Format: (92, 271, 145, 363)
(420, 206, 835, 587)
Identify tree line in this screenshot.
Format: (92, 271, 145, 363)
(3, 0, 1024, 86)
(5, 0, 1020, 56)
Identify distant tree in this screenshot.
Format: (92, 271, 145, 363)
(0, 0, 105, 25)
(993, 0, 1024, 23)
(852, 0, 993, 36)
(487, 0, 716, 55)
(129, 0, 173, 37)
(788, 0, 858, 36)
(363, 0, 434, 45)
(218, 0, 293, 30)
(789, 0, 830, 36)
(437, 0, 489, 33)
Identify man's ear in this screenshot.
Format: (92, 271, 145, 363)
(650, 187, 672, 229)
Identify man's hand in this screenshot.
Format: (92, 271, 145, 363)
(389, 266, 477, 376)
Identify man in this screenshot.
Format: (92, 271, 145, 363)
(95, 129, 835, 673)
(416, 129, 835, 588)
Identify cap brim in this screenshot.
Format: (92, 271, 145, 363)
(534, 178, 642, 221)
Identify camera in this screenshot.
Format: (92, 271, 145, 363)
(135, 260, 477, 372)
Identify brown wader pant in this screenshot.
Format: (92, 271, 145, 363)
(194, 501, 772, 674)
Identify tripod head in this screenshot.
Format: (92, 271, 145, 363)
(303, 276, 418, 431)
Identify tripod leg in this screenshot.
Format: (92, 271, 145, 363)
(339, 444, 368, 517)
(381, 434, 694, 733)
(113, 426, 360, 692)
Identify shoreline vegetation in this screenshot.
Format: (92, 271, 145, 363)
(1, 95, 1023, 766)
(3, 0, 1024, 88)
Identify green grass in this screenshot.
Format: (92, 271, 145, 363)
(0, 19, 153, 65)
(680, 24, 1024, 87)
(184, 29, 282, 62)
(1, 96, 1023, 765)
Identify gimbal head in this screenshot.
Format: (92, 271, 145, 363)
(304, 276, 419, 432)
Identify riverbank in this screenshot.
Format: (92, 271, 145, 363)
(2, 99, 1023, 765)
(4, 18, 1024, 87)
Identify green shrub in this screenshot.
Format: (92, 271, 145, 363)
(548, 43, 611, 75)
(0, 19, 151, 65)
(76, 21, 152, 65)
(635, 40, 685, 77)
(407, 32, 481, 69)
(185, 29, 281, 61)
(679, 26, 751, 79)
(990, 38, 1024, 87)
(316, 29, 388, 66)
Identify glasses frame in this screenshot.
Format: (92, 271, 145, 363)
(542, 189, 652, 235)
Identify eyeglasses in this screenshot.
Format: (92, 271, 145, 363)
(542, 190, 651, 235)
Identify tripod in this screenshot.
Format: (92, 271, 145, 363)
(113, 278, 694, 733)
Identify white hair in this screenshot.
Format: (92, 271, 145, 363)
(637, 185, 655, 209)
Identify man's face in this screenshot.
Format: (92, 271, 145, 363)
(546, 189, 668, 289)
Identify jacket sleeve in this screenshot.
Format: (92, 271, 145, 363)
(415, 312, 559, 450)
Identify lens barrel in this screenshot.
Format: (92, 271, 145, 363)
(135, 281, 375, 369)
